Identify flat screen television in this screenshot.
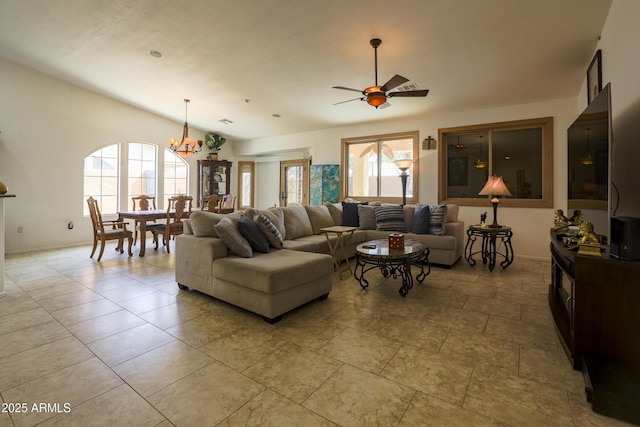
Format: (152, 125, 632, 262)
(567, 83, 611, 241)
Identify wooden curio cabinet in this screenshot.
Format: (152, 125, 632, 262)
(197, 160, 232, 207)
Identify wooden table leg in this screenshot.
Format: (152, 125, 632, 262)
(138, 221, 147, 257)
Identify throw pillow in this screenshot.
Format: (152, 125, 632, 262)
(213, 216, 253, 258)
(282, 206, 313, 240)
(237, 215, 270, 253)
(304, 205, 335, 234)
(263, 208, 286, 238)
(324, 202, 343, 226)
(189, 210, 224, 237)
(428, 204, 448, 236)
(411, 204, 431, 234)
(342, 201, 368, 227)
(357, 205, 377, 230)
(255, 213, 284, 249)
(375, 205, 406, 232)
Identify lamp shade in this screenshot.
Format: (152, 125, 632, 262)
(394, 159, 414, 171)
(478, 175, 512, 197)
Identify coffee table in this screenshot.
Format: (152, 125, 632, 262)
(354, 239, 430, 297)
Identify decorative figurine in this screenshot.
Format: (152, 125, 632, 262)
(578, 221, 600, 245)
(554, 209, 568, 225)
(577, 221, 602, 257)
(553, 209, 569, 230)
(480, 212, 487, 226)
(569, 209, 584, 225)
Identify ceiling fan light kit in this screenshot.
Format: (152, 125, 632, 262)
(333, 38, 429, 109)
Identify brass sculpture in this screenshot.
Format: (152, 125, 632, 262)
(553, 209, 569, 227)
(577, 221, 602, 257)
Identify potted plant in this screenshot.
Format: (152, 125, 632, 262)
(204, 133, 226, 160)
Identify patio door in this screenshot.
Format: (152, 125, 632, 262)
(280, 159, 310, 206)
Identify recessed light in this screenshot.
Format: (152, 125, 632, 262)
(149, 50, 164, 59)
(272, 114, 281, 118)
(219, 119, 234, 125)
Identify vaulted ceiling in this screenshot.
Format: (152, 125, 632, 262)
(0, 0, 612, 141)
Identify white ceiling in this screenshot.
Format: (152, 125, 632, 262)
(0, 0, 612, 142)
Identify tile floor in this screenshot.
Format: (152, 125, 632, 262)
(0, 244, 634, 426)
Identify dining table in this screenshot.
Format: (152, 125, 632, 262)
(117, 209, 174, 257)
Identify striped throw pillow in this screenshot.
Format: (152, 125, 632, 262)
(255, 213, 284, 249)
(428, 204, 448, 236)
(374, 205, 406, 232)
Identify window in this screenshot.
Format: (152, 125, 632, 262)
(84, 144, 119, 215)
(128, 142, 157, 201)
(438, 117, 553, 208)
(163, 149, 188, 200)
(237, 161, 255, 209)
(83, 142, 189, 216)
(341, 131, 419, 203)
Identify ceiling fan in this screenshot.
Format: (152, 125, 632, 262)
(333, 38, 429, 109)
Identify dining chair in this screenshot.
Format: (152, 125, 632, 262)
(87, 196, 133, 261)
(131, 195, 157, 245)
(148, 195, 193, 253)
(222, 194, 236, 211)
(202, 195, 224, 213)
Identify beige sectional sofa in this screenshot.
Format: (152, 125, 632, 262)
(175, 203, 463, 322)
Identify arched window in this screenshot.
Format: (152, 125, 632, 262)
(128, 142, 157, 204)
(163, 149, 188, 200)
(84, 144, 119, 215)
(83, 143, 189, 216)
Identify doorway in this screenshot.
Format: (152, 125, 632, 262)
(280, 159, 310, 206)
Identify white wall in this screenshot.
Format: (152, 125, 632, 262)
(0, 58, 235, 253)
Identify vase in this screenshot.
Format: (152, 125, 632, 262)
(208, 152, 218, 161)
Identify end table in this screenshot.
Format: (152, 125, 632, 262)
(465, 225, 514, 271)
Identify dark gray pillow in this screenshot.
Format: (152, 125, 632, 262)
(428, 204, 448, 236)
(237, 215, 270, 253)
(342, 201, 368, 227)
(213, 217, 253, 258)
(411, 204, 431, 234)
(374, 205, 406, 232)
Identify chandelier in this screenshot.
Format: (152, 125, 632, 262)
(169, 99, 203, 157)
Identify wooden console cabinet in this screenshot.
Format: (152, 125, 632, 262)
(549, 230, 640, 423)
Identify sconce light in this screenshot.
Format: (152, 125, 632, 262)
(422, 136, 437, 150)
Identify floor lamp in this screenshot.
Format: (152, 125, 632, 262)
(394, 159, 413, 205)
(478, 175, 512, 227)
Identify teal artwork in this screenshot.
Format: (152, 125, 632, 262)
(310, 164, 340, 205)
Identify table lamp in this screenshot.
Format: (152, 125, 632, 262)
(478, 175, 511, 227)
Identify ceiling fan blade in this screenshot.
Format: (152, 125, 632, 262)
(380, 74, 409, 92)
(332, 86, 364, 93)
(333, 97, 364, 105)
(388, 89, 429, 97)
